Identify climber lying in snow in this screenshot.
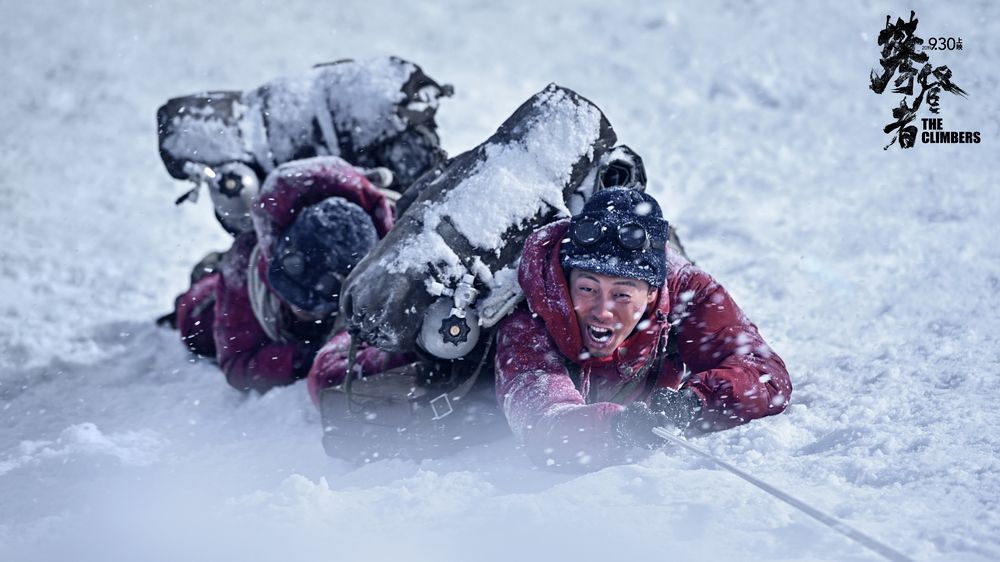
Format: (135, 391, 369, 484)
(158, 56, 450, 361)
(494, 188, 792, 469)
(212, 157, 394, 393)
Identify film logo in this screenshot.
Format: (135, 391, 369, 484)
(869, 11, 981, 149)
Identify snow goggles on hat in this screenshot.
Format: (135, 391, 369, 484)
(570, 215, 667, 252)
(275, 248, 346, 302)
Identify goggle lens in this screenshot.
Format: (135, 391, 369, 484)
(281, 252, 305, 277)
(617, 223, 648, 250)
(314, 272, 341, 298)
(572, 218, 605, 246)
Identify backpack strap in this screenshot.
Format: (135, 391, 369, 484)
(247, 243, 294, 343)
(343, 332, 361, 414)
(426, 329, 496, 420)
(341, 329, 496, 421)
(663, 321, 691, 386)
(609, 313, 689, 403)
(639, 329, 669, 399)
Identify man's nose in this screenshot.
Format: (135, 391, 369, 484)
(595, 296, 615, 319)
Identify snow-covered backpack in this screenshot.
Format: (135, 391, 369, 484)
(340, 84, 649, 360)
(157, 57, 451, 233)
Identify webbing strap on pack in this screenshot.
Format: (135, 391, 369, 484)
(428, 330, 495, 420)
(343, 333, 360, 414)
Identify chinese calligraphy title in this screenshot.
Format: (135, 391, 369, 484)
(870, 11, 967, 149)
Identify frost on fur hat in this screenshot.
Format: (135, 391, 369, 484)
(267, 197, 378, 313)
(560, 187, 669, 287)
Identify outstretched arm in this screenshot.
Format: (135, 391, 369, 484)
(671, 265, 792, 430)
(495, 308, 625, 470)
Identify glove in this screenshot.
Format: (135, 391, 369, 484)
(155, 310, 178, 329)
(293, 337, 328, 375)
(613, 402, 669, 449)
(189, 251, 223, 284)
(362, 167, 394, 189)
(649, 387, 702, 431)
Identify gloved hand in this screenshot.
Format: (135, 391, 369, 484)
(293, 337, 328, 375)
(189, 251, 223, 284)
(154, 310, 178, 329)
(613, 402, 670, 449)
(362, 167, 394, 189)
(649, 387, 702, 431)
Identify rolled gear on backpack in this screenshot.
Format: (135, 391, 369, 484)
(156, 56, 451, 193)
(341, 84, 643, 361)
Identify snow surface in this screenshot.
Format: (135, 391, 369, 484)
(2, 1, 999, 561)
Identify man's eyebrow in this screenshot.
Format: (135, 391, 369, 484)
(613, 280, 640, 288)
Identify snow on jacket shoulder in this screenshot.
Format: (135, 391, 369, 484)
(495, 220, 791, 469)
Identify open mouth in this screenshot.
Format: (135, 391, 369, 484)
(587, 324, 613, 344)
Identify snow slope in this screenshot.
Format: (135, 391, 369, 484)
(2, 1, 998, 561)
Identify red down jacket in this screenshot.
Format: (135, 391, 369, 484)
(307, 331, 413, 407)
(495, 220, 791, 469)
(174, 271, 219, 357)
(213, 157, 394, 393)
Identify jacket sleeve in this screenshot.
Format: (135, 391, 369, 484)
(671, 265, 792, 430)
(306, 330, 414, 407)
(212, 235, 305, 393)
(174, 272, 219, 358)
(495, 308, 625, 470)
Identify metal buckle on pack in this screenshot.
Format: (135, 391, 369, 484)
(430, 393, 453, 420)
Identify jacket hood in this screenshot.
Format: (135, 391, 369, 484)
(519, 220, 672, 367)
(252, 156, 394, 264)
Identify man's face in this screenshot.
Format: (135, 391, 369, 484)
(568, 269, 657, 358)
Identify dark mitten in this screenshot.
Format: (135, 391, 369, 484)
(190, 251, 224, 284)
(155, 310, 178, 329)
(613, 402, 669, 449)
(362, 167, 394, 189)
(649, 387, 702, 430)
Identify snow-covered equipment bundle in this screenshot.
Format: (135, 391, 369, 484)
(319, 84, 648, 461)
(340, 84, 646, 360)
(157, 57, 451, 233)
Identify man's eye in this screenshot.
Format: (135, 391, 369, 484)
(615, 293, 632, 301)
